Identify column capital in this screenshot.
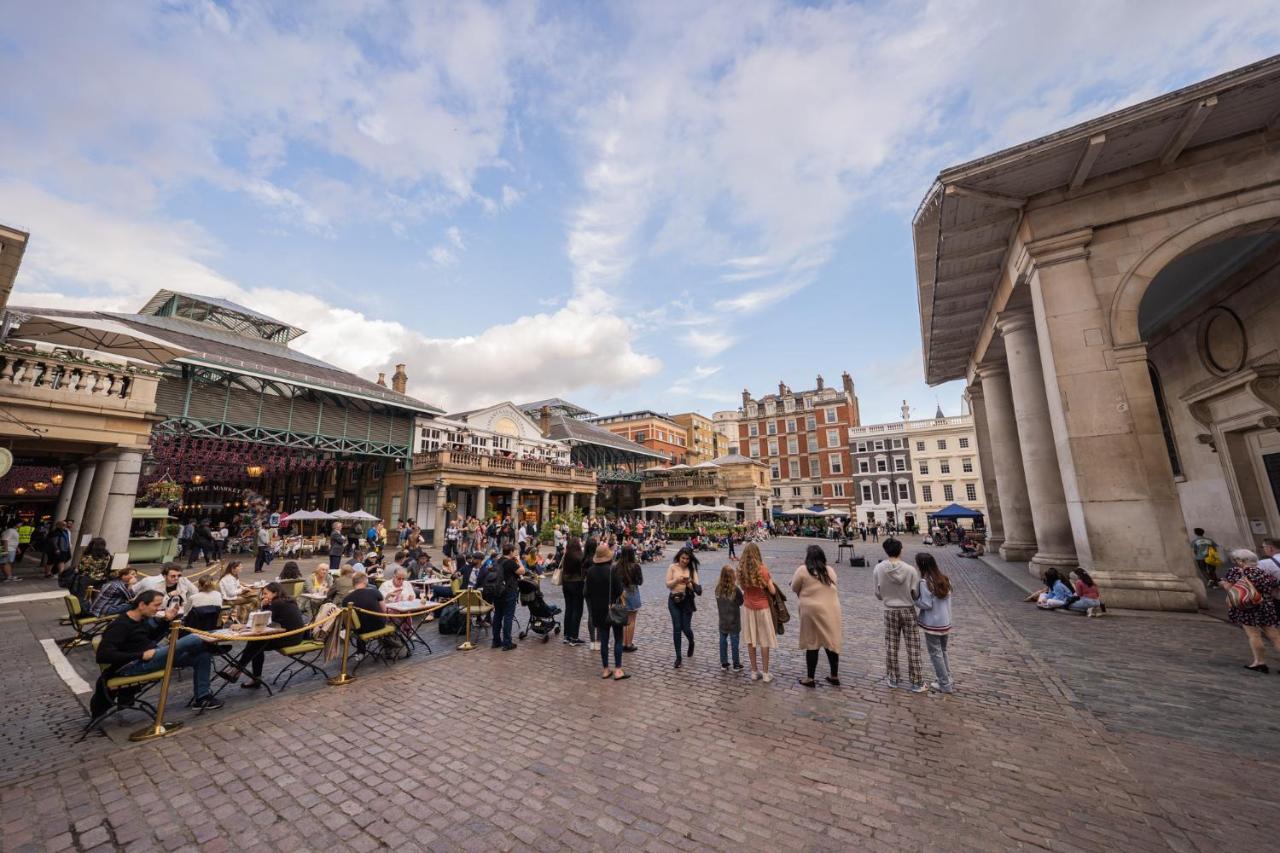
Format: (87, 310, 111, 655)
(975, 360, 1009, 381)
(1024, 227, 1093, 268)
(965, 381, 985, 402)
(995, 305, 1036, 337)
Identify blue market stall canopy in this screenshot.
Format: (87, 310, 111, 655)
(928, 503, 985, 520)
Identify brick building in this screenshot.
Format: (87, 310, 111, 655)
(588, 410, 688, 464)
(738, 373, 860, 515)
(670, 412, 722, 464)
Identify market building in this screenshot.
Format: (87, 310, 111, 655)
(5, 287, 436, 557)
(639, 454, 772, 523)
(738, 374, 860, 514)
(912, 54, 1280, 610)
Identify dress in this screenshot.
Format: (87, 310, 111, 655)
(1223, 564, 1279, 626)
(740, 566, 777, 649)
(790, 566, 842, 653)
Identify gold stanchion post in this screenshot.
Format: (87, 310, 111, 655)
(458, 590, 477, 651)
(129, 619, 185, 742)
(327, 605, 356, 686)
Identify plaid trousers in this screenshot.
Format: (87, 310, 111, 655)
(883, 607, 923, 686)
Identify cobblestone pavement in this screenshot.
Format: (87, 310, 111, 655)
(2, 537, 1278, 852)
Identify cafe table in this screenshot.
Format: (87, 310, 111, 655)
(385, 600, 434, 655)
(200, 623, 286, 701)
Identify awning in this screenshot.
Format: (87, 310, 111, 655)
(286, 509, 335, 521)
(928, 503, 985, 520)
(7, 311, 191, 364)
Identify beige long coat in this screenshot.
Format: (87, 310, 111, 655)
(790, 566, 842, 653)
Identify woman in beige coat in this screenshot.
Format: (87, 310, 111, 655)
(791, 544, 842, 687)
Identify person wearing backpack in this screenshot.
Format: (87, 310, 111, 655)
(1219, 548, 1280, 672)
(1191, 527, 1221, 585)
(488, 544, 523, 651)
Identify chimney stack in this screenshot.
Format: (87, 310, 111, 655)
(539, 405, 552, 438)
(376, 372, 387, 387)
(392, 364, 408, 394)
(778, 381, 787, 396)
(816, 374, 824, 391)
(741, 388, 751, 408)
(901, 399, 910, 421)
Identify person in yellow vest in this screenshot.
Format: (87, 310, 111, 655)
(16, 520, 33, 562)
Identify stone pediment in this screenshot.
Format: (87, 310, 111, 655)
(451, 402, 546, 442)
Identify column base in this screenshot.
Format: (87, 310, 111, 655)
(1028, 552, 1078, 579)
(1089, 569, 1200, 612)
(999, 540, 1037, 562)
(984, 535, 1005, 554)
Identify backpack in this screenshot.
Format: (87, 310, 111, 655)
(436, 604, 465, 635)
(1204, 543, 1223, 567)
(481, 567, 505, 604)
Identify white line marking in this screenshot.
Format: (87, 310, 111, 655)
(0, 591, 68, 605)
(40, 638, 94, 695)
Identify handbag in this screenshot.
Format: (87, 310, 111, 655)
(551, 567, 563, 587)
(1224, 576, 1263, 609)
(607, 566, 628, 626)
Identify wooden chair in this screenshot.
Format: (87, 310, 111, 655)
(79, 636, 166, 741)
(60, 595, 114, 649)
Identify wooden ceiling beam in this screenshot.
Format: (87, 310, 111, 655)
(945, 184, 1026, 209)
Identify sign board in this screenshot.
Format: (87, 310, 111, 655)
(1250, 518, 1268, 535)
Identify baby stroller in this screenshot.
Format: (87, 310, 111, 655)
(517, 576, 562, 642)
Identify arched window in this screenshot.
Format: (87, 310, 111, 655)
(1148, 362, 1182, 478)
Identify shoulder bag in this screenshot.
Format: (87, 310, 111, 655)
(607, 567, 628, 626)
(1224, 575, 1263, 609)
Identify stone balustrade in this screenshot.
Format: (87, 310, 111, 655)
(0, 348, 157, 411)
(411, 449, 595, 485)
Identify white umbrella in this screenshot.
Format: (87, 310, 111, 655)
(816, 508, 849, 517)
(680, 503, 721, 512)
(330, 509, 353, 519)
(638, 503, 678, 513)
(707, 504, 743, 513)
(781, 507, 819, 516)
(8, 312, 191, 364)
(287, 509, 334, 521)
(347, 510, 381, 521)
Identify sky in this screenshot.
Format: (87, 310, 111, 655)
(3, 1, 1280, 423)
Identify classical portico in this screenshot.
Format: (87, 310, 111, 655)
(914, 55, 1280, 610)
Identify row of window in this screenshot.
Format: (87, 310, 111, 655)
(771, 483, 846, 499)
(917, 458, 973, 475)
(858, 483, 978, 503)
(748, 396, 818, 418)
(746, 415, 842, 438)
(747, 435, 844, 457)
(747, 404, 841, 423)
(853, 436, 970, 453)
(849, 455, 975, 474)
(766, 454, 845, 480)
(630, 429, 685, 447)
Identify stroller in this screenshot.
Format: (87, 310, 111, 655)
(517, 576, 562, 642)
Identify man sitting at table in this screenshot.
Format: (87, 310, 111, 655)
(94, 589, 223, 712)
(218, 581, 306, 690)
(342, 571, 386, 636)
(134, 564, 197, 614)
(379, 566, 418, 604)
(91, 567, 139, 617)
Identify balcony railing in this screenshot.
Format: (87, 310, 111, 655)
(0, 348, 157, 411)
(411, 450, 596, 484)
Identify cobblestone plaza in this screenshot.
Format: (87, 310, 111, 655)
(2, 537, 1277, 852)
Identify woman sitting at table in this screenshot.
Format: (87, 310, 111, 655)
(303, 562, 331, 616)
(276, 561, 302, 581)
(329, 564, 356, 602)
(218, 561, 256, 622)
(218, 581, 306, 690)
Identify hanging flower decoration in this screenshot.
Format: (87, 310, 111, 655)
(142, 478, 184, 506)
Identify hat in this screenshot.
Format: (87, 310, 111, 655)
(593, 544, 614, 563)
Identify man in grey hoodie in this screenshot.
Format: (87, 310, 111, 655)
(873, 538, 926, 692)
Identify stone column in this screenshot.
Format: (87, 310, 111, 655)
(1025, 228, 1200, 610)
(65, 460, 97, 530)
(966, 382, 1005, 554)
(540, 490, 550, 524)
(588, 493, 597, 516)
(81, 451, 120, 541)
(997, 306, 1079, 577)
(511, 489, 521, 523)
(52, 463, 79, 523)
(476, 486, 487, 518)
(100, 450, 144, 556)
(974, 363, 1038, 562)
(433, 485, 447, 544)
(566, 492, 576, 513)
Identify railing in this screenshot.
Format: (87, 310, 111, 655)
(0, 351, 134, 398)
(645, 475, 723, 490)
(411, 450, 595, 484)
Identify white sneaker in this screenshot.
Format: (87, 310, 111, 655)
(761, 672, 774, 683)
(750, 671, 762, 681)
(909, 683, 928, 694)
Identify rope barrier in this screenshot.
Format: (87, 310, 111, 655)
(348, 592, 462, 619)
(177, 606, 343, 642)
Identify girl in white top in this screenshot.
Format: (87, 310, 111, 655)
(189, 576, 224, 610)
(218, 561, 247, 600)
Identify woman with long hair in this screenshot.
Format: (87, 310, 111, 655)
(791, 544, 842, 687)
(737, 543, 778, 682)
(582, 537, 599, 650)
(616, 545, 643, 652)
(78, 537, 114, 584)
(914, 552, 954, 693)
(665, 546, 701, 668)
(560, 537, 587, 645)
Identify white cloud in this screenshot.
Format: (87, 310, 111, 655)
(428, 245, 458, 268)
(2, 181, 660, 412)
(681, 329, 735, 357)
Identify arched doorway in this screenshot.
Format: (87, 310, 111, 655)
(1133, 218, 1280, 553)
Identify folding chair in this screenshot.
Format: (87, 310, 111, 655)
(348, 609, 400, 673)
(60, 595, 113, 649)
(184, 605, 268, 702)
(272, 639, 328, 690)
(457, 589, 494, 642)
(79, 636, 165, 741)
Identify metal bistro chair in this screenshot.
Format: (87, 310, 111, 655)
(348, 609, 400, 673)
(457, 589, 494, 643)
(80, 636, 166, 741)
(60, 595, 114, 649)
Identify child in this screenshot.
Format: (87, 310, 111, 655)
(715, 564, 744, 671)
(914, 553, 954, 694)
(1035, 568, 1074, 609)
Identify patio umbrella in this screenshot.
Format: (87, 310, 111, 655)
(706, 504, 743, 513)
(638, 503, 677, 513)
(8, 312, 191, 364)
(816, 508, 849, 517)
(781, 507, 819, 516)
(347, 510, 381, 521)
(680, 503, 721, 512)
(330, 509, 353, 519)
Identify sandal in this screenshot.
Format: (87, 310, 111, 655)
(613, 673, 631, 681)
(825, 676, 841, 686)
(601, 670, 612, 679)
(797, 677, 816, 688)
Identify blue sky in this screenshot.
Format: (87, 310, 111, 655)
(3, 1, 1280, 421)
